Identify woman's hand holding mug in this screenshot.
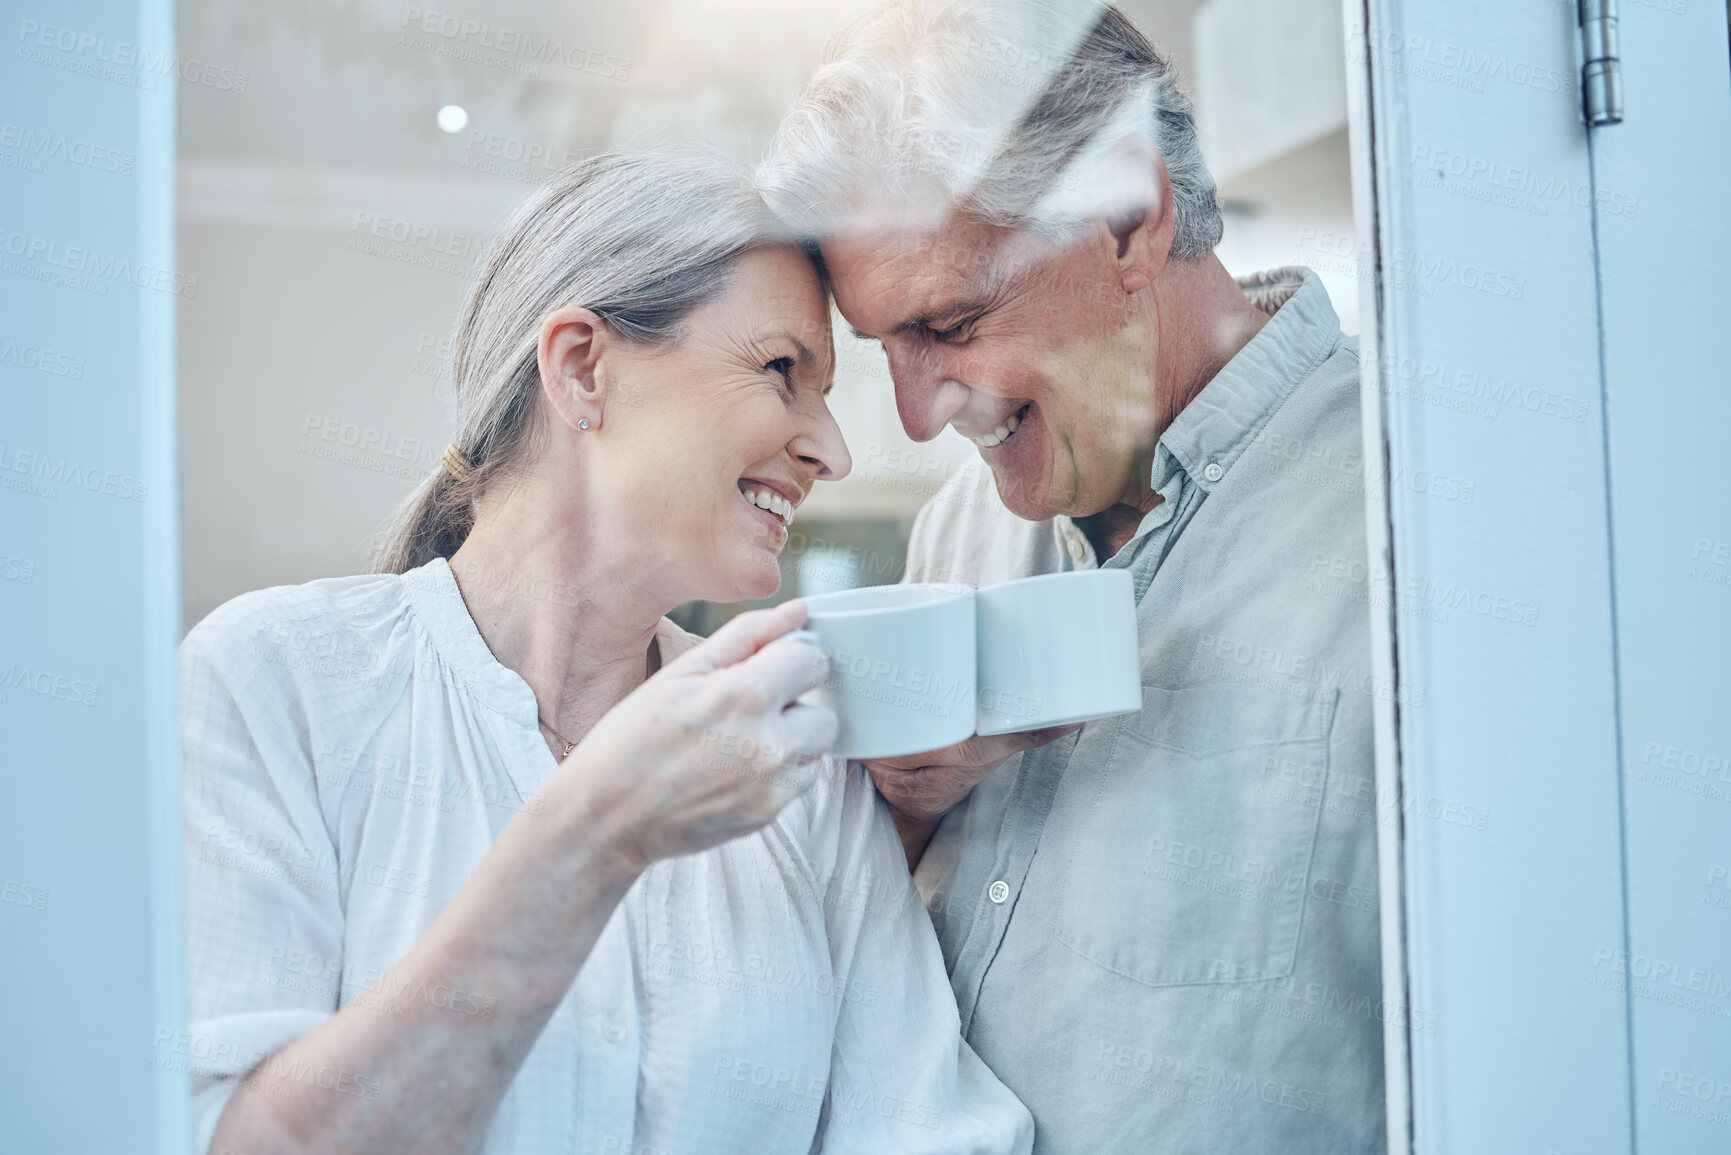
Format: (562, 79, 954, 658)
(559, 599, 838, 870)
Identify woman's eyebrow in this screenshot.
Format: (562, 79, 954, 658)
(759, 331, 819, 365)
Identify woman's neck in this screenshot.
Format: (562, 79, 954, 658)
(447, 481, 667, 750)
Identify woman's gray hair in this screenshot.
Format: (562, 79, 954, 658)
(374, 149, 784, 574)
(758, 1, 1223, 258)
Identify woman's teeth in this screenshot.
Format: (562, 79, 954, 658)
(742, 485, 794, 526)
(972, 405, 1027, 449)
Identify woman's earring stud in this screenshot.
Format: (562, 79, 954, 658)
(578, 419, 591, 430)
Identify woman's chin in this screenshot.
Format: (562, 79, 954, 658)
(698, 551, 783, 606)
(735, 556, 784, 602)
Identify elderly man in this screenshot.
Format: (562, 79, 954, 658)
(761, 2, 1387, 1152)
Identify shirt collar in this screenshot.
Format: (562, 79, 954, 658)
(1051, 266, 1343, 566)
(1156, 266, 1343, 497)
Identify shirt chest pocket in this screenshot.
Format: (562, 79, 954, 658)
(1053, 681, 1339, 987)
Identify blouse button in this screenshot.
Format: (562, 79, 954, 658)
(603, 1017, 627, 1044)
(988, 880, 1010, 904)
(1203, 461, 1225, 483)
(1065, 534, 1086, 562)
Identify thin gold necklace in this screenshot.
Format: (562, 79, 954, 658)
(539, 717, 577, 759)
(537, 641, 660, 760)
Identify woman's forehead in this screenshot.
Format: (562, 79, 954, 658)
(705, 249, 833, 331)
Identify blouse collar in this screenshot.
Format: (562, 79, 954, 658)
(402, 556, 544, 732)
(401, 553, 702, 732)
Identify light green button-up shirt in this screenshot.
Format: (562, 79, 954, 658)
(903, 268, 1387, 1154)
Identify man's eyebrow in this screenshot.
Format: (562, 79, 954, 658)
(889, 301, 988, 336)
(847, 324, 878, 342)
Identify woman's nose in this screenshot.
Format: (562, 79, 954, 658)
(792, 401, 853, 483)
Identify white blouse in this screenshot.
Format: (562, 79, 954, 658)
(179, 557, 1032, 1155)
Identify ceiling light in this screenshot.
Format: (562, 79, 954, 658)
(436, 105, 469, 134)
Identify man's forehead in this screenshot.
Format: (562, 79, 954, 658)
(824, 218, 1026, 323)
(828, 215, 1008, 273)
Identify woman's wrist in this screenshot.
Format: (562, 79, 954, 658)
(438, 806, 643, 1011)
(512, 771, 651, 896)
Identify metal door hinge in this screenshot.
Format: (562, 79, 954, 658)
(1579, 0, 1624, 126)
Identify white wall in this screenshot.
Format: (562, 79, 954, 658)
(176, 0, 1354, 629)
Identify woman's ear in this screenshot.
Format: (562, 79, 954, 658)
(1104, 136, 1176, 298)
(537, 306, 609, 433)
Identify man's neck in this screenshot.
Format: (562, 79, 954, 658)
(1152, 253, 1273, 438)
(1077, 503, 1149, 561)
(1076, 255, 1274, 562)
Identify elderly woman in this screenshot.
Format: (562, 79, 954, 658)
(180, 151, 1032, 1155)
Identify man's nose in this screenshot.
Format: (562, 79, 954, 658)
(886, 346, 968, 443)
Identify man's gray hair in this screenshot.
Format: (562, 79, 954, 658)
(759, 1, 1223, 258)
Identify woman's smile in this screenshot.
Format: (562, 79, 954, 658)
(737, 476, 801, 544)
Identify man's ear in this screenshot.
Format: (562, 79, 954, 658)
(537, 306, 608, 433)
(1103, 136, 1176, 298)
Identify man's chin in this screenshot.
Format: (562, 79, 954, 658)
(989, 464, 1122, 526)
(988, 465, 1067, 524)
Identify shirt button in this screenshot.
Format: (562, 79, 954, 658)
(602, 1017, 627, 1043)
(1065, 534, 1086, 562)
(988, 880, 1010, 904)
(1203, 461, 1225, 483)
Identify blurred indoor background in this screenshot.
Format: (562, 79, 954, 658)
(176, 0, 1356, 634)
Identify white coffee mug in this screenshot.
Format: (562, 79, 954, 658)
(974, 569, 1142, 735)
(795, 584, 977, 759)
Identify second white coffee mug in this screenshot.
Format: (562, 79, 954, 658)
(974, 568, 1142, 735)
